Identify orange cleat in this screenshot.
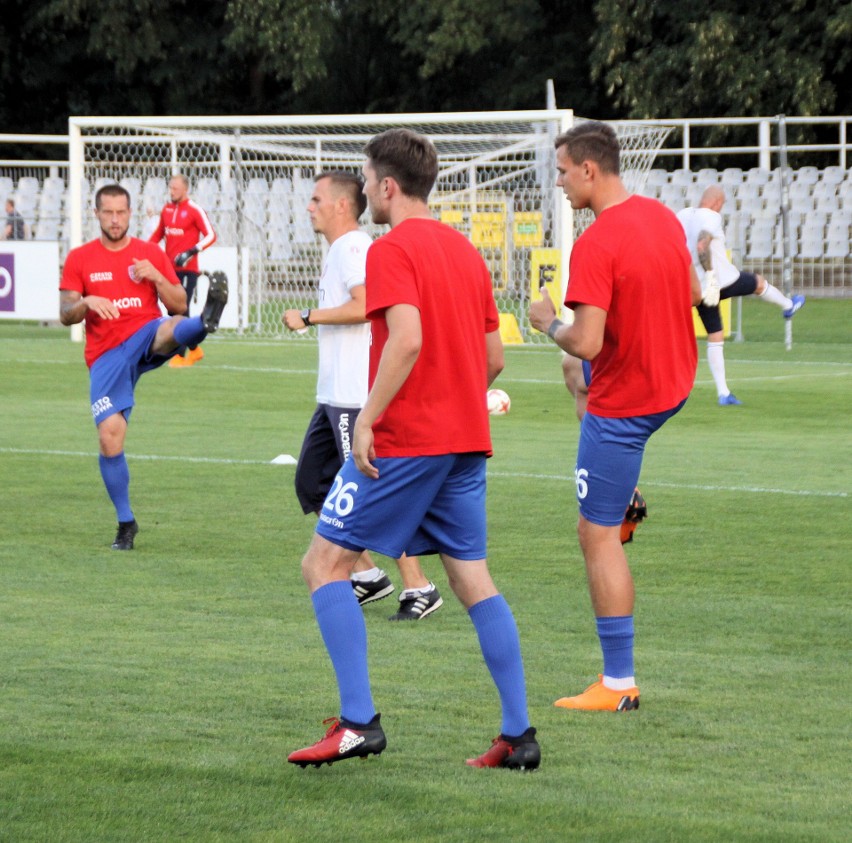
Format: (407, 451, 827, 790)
(168, 354, 191, 368)
(186, 346, 204, 364)
(554, 675, 639, 711)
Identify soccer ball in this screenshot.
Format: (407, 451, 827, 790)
(486, 388, 511, 416)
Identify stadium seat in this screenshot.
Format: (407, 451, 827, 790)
(219, 179, 237, 211)
(142, 176, 167, 209)
(795, 165, 820, 185)
(789, 181, 814, 210)
(820, 165, 847, 186)
(0, 175, 14, 199)
(695, 167, 718, 186)
(735, 182, 762, 208)
(34, 218, 60, 240)
(16, 176, 40, 199)
(798, 229, 824, 259)
(670, 168, 693, 187)
(645, 169, 669, 188)
(658, 183, 686, 211)
(721, 167, 744, 187)
(747, 221, 774, 259)
(194, 176, 220, 212)
(246, 177, 270, 196)
(745, 167, 771, 186)
(119, 177, 142, 211)
(825, 237, 849, 258)
(826, 219, 850, 242)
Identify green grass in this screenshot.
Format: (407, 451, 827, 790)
(1, 299, 850, 842)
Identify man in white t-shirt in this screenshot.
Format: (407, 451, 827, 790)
(283, 171, 442, 621)
(677, 185, 805, 405)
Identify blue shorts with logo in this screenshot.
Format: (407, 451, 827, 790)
(89, 317, 175, 425)
(576, 401, 686, 526)
(316, 452, 488, 560)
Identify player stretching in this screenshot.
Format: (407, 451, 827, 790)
(530, 122, 700, 712)
(149, 174, 217, 368)
(60, 184, 228, 550)
(288, 129, 539, 771)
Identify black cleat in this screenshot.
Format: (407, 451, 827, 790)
(201, 272, 229, 332)
(111, 519, 139, 551)
(351, 572, 395, 606)
(288, 714, 387, 767)
(388, 584, 443, 621)
(466, 726, 541, 771)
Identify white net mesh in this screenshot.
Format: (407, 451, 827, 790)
(71, 113, 671, 342)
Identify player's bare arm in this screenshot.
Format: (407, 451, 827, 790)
(352, 302, 422, 479)
(283, 285, 368, 331)
(529, 288, 605, 360)
(59, 289, 119, 324)
(132, 258, 187, 315)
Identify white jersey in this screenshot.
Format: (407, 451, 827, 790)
(676, 206, 739, 290)
(315, 229, 372, 407)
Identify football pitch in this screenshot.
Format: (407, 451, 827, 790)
(0, 298, 849, 842)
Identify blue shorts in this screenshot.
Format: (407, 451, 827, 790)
(316, 453, 488, 560)
(576, 401, 686, 526)
(89, 317, 175, 425)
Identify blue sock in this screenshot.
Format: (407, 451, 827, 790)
(469, 594, 530, 737)
(173, 316, 206, 348)
(311, 581, 375, 725)
(99, 453, 133, 522)
(596, 615, 635, 678)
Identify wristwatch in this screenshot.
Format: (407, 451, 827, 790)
(300, 308, 312, 326)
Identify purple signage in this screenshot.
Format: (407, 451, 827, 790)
(0, 253, 15, 312)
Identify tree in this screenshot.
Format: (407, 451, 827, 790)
(589, 0, 851, 119)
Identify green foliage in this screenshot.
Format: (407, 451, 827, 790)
(590, 0, 847, 119)
(0, 309, 849, 840)
(4, 0, 849, 133)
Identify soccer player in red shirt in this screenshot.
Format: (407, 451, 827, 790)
(288, 129, 539, 771)
(530, 121, 701, 712)
(149, 174, 217, 367)
(60, 184, 227, 550)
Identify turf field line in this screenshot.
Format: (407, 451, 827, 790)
(487, 471, 847, 498)
(3, 447, 846, 498)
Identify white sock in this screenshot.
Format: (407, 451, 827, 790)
(707, 342, 730, 397)
(758, 282, 792, 310)
(351, 567, 384, 583)
(603, 675, 637, 691)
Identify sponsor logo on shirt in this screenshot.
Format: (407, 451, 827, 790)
(89, 272, 113, 282)
(165, 227, 186, 236)
(112, 296, 143, 309)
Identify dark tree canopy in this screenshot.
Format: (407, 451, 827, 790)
(1, 0, 848, 141)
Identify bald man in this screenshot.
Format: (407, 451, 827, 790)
(677, 185, 805, 405)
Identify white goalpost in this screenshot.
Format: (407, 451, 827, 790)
(68, 111, 671, 343)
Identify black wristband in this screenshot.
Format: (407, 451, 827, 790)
(547, 318, 564, 340)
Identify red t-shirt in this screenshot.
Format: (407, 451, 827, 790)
(60, 238, 181, 367)
(366, 218, 500, 457)
(565, 195, 698, 417)
(149, 198, 216, 272)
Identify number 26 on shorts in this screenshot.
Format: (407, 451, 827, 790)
(324, 475, 359, 516)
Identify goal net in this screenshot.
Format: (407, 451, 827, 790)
(68, 112, 671, 343)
